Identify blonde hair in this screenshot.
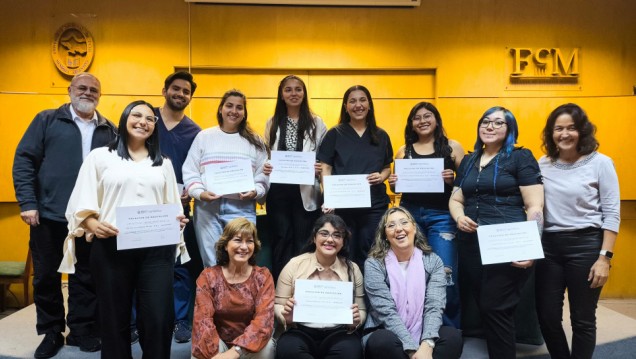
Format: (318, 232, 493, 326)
(367, 206, 431, 259)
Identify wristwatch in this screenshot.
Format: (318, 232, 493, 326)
(423, 339, 436, 349)
(234, 346, 243, 355)
(600, 250, 614, 259)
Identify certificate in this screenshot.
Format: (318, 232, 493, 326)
(293, 279, 353, 324)
(269, 151, 316, 185)
(203, 160, 255, 196)
(394, 158, 444, 193)
(116, 204, 181, 250)
(476, 221, 544, 265)
(323, 175, 371, 209)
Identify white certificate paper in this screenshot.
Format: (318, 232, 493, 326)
(395, 158, 444, 193)
(293, 279, 353, 324)
(116, 204, 181, 250)
(476, 221, 544, 265)
(203, 160, 255, 196)
(269, 151, 316, 185)
(323, 175, 371, 209)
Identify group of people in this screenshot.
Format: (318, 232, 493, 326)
(12, 70, 619, 359)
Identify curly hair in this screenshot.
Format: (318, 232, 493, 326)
(368, 207, 431, 259)
(214, 218, 261, 266)
(541, 103, 599, 160)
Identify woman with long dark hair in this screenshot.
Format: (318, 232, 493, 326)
(264, 75, 327, 280)
(317, 85, 393, 270)
(63, 100, 188, 358)
(388, 102, 464, 328)
(183, 89, 269, 268)
(448, 106, 543, 359)
(275, 214, 365, 359)
(536, 103, 620, 359)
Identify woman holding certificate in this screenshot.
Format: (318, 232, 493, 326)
(317, 85, 393, 271)
(448, 106, 543, 359)
(363, 207, 463, 359)
(535, 104, 620, 359)
(275, 214, 365, 359)
(192, 217, 275, 359)
(63, 100, 188, 359)
(183, 89, 269, 267)
(264, 75, 327, 280)
(388, 102, 464, 328)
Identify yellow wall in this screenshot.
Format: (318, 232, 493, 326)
(1, 0, 635, 297)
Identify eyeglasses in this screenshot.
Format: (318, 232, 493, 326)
(385, 219, 411, 231)
(130, 111, 158, 124)
(480, 120, 507, 129)
(317, 230, 343, 241)
(71, 85, 100, 95)
(413, 113, 435, 122)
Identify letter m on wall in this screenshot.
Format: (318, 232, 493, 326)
(552, 48, 579, 76)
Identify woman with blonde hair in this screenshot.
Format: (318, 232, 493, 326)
(192, 217, 275, 359)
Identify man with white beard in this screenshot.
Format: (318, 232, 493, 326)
(13, 72, 117, 358)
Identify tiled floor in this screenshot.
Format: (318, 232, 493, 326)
(1, 291, 635, 358)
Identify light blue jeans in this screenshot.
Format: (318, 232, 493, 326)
(193, 197, 256, 267)
(401, 203, 461, 328)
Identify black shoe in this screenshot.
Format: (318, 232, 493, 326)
(173, 321, 191, 343)
(131, 327, 139, 345)
(66, 333, 101, 352)
(34, 333, 64, 359)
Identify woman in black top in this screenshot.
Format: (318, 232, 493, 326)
(388, 102, 464, 328)
(317, 85, 393, 270)
(448, 106, 543, 359)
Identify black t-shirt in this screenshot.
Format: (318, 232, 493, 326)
(317, 123, 393, 208)
(455, 148, 542, 225)
(400, 144, 456, 210)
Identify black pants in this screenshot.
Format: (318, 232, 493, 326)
(536, 228, 603, 359)
(458, 235, 531, 359)
(91, 237, 175, 359)
(276, 326, 362, 359)
(267, 183, 320, 280)
(336, 206, 387, 272)
(364, 327, 463, 359)
(30, 218, 97, 335)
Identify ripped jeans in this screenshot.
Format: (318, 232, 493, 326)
(401, 204, 461, 328)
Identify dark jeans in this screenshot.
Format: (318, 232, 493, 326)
(30, 218, 97, 335)
(536, 228, 604, 359)
(458, 234, 532, 359)
(336, 206, 387, 272)
(174, 207, 198, 323)
(364, 327, 463, 359)
(401, 203, 460, 328)
(91, 237, 175, 359)
(267, 183, 320, 281)
(276, 326, 362, 359)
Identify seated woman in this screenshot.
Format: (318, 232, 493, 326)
(191, 217, 275, 359)
(363, 207, 463, 359)
(275, 214, 366, 359)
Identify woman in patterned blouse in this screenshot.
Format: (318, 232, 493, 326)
(191, 218, 275, 359)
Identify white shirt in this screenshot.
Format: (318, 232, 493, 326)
(70, 105, 98, 159)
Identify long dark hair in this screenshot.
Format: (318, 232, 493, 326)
(268, 75, 317, 149)
(404, 102, 452, 159)
(217, 89, 267, 153)
(108, 100, 163, 166)
(302, 214, 356, 282)
(541, 103, 598, 160)
(338, 85, 381, 145)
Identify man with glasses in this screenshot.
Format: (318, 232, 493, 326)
(13, 72, 116, 358)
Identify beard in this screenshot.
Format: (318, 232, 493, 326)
(71, 95, 98, 115)
(165, 95, 189, 111)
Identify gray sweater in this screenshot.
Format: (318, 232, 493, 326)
(363, 253, 446, 351)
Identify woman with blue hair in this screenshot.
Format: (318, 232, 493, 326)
(448, 106, 544, 359)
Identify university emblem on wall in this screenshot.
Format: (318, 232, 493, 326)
(51, 23, 95, 76)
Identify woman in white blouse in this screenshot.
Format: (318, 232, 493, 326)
(63, 100, 188, 359)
